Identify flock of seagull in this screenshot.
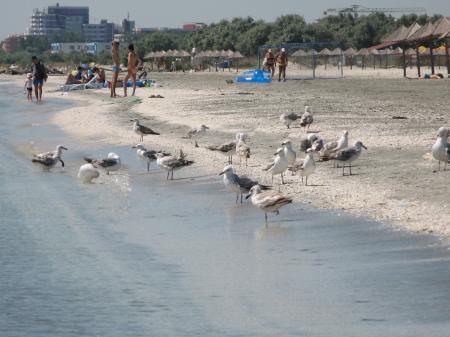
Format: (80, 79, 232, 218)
(30, 106, 450, 225)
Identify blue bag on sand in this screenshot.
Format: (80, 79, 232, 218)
(236, 69, 272, 83)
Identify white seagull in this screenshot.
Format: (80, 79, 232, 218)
(282, 140, 297, 167)
(183, 124, 209, 147)
(289, 149, 316, 185)
(84, 152, 121, 175)
(156, 149, 194, 180)
(31, 145, 68, 170)
(431, 127, 450, 171)
(219, 165, 270, 204)
(320, 130, 349, 161)
(330, 141, 367, 176)
(263, 147, 289, 184)
(246, 185, 293, 226)
(131, 118, 160, 142)
(236, 132, 251, 166)
(78, 163, 100, 183)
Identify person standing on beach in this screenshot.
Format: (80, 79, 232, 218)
(275, 48, 288, 82)
(264, 49, 275, 78)
(31, 56, 47, 102)
(24, 73, 33, 101)
(123, 43, 138, 97)
(111, 40, 120, 98)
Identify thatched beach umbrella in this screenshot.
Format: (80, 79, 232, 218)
(357, 48, 370, 69)
(344, 47, 357, 68)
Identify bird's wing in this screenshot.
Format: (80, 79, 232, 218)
(256, 191, 292, 208)
(34, 151, 55, 159)
(287, 113, 299, 121)
(140, 125, 160, 135)
(333, 147, 357, 161)
(32, 157, 55, 166)
(236, 175, 257, 191)
(94, 158, 118, 168)
(263, 160, 275, 171)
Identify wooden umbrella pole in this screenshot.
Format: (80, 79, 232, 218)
(416, 44, 421, 78)
(445, 39, 450, 76)
(402, 46, 407, 77)
(429, 41, 435, 75)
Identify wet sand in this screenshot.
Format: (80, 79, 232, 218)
(7, 71, 450, 236)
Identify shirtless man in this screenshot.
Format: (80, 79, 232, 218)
(111, 40, 120, 97)
(275, 48, 288, 82)
(124, 43, 139, 97)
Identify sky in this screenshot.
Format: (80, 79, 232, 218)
(1, 0, 450, 39)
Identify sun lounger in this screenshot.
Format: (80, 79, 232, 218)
(59, 74, 103, 92)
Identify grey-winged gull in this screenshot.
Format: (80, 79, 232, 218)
(31, 145, 68, 169)
(206, 138, 236, 164)
(131, 118, 160, 142)
(84, 152, 121, 175)
(156, 149, 194, 180)
(330, 141, 367, 176)
(299, 106, 313, 131)
(132, 143, 170, 172)
(279, 112, 300, 129)
(183, 125, 209, 147)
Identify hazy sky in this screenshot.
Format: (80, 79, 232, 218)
(1, 0, 449, 39)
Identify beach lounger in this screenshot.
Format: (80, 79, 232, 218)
(59, 74, 103, 92)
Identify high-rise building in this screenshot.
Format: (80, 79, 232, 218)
(29, 3, 89, 36)
(82, 20, 115, 43)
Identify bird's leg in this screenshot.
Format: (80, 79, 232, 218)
(147, 160, 150, 172)
(301, 176, 304, 184)
(195, 140, 199, 148)
(236, 194, 239, 204)
(271, 175, 274, 184)
(265, 213, 268, 227)
(167, 171, 170, 180)
(59, 159, 65, 167)
(349, 165, 352, 176)
(107, 171, 110, 176)
(445, 161, 447, 171)
(342, 165, 345, 176)
(281, 173, 284, 185)
(171, 170, 174, 180)
(438, 161, 441, 171)
(240, 194, 243, 204)
(306, 177, 308, 186)
(140, 135, 143, 142)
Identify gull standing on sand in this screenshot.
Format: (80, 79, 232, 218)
(289, 149, 316, 185)
(132, 143, 170, 172)
(78, 163, 100, 183)
(131, 118, 160, 142)
(246, 185, 293, 226)
(282, 140, 297, 166)
(183, 125, 209, 147)
(156, 149, 194, 180)
(320, 130, 349, 161)
(300, 133, 322, 153)
(263, 147, 289, 184)
(299, 106, 313, 131)
(431, 127, 450, 171)
(219, 165, 270, 204)
(330, 141, 367, 176)
(206, 138, 237, 164)
(279, 112, 300, 129)
(84, 152, 121, 175)
(31, 145, 68, 170)
(236, 133, 251, 166)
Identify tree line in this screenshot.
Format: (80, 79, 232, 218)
(0, 13, 442, 66)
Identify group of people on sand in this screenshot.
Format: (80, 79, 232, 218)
(65, 65, 106, 85)
(110, 41, 140, 98)
(264, 48, 288, 82)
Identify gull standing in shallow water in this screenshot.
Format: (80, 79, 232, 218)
(78, 163, 100, 183)
(219, 165, 270, 204)
(132, 143, 170, 172)
(263, 147, 289, 184)
(246, 185, 293, 226)
(330, 141, 367, 176)
(84, 152, 121, 175)
(31, 145, 68, 170)
(431, 127, 450, 171)
(156, 149, 194, 180)
(183, 125, 209, 147)
(131, 118, 160, 142)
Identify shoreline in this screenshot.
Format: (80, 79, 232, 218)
(5, 73, 450, 237)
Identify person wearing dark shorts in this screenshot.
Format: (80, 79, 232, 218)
(31, 56, 47, 102)
(275, 48, 288, 82)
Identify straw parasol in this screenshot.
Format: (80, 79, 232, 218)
(319, 48, 331, 56)
(344, 47, 357, 56)
(330, 47, 343, 56)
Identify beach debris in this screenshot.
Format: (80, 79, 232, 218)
(149, 94, 164, 98)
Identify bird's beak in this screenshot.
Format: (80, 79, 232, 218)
(132, 146, 136, 148)
(130, 119, 135, 122)
(245, 193, 251, 200)
(281, 142, 286, 146)
(219, 171, 225, 176)
(362, 145, 367, 150)
(62, 147, 68, 151)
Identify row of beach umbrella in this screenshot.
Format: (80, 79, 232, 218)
(291, 47, 449, 57)
(144, 49, 244, 60)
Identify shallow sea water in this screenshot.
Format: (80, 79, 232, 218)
(0, 80, 450, 337)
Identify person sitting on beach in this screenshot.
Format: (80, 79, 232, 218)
(123, 43, 139, 97)
(24, 73, 33, 101)
(92, 67, 106, 83)
(275, 48, 288, 82)
(264, 49, 275, 78)
(65, 66, 83, 85)
(111, 40, 120, 98)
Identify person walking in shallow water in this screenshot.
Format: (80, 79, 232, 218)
(275, 48, 288, 82)
(31, 56, 47, 102)
(111, 40, 120, 98)
(124, 43, 139, 97)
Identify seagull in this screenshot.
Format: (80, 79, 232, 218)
(236, 132, 251, 166)
(219, 165, 270, 204)
(156, 149, 194, 180)
(246, 185, 293, 226)
(330, 141, 367, 176)
(299, 133, 322, 153)
(431, 127, 450, 171)
(299, 106, 313, 131)
(289, 149, 316, 185)
(131, 118, 160, 142)
(319, 130, 349, 161)
(206, 139, 236, 164)
(279, 112, 300, 129)
(132, 143, 170, 172)
(84, 152, 121, 175)
(78, 163, 100, 183)
(31, 145, 68, 170)
(183, 125, 209, 147)
(282, 140, 297, 166)
(263, 147, 289, 184)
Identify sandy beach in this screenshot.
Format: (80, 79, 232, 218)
(8, 68, 450, 236)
